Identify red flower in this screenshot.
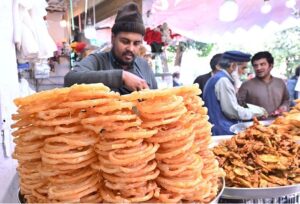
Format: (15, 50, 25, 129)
(144, 27, 163, 45)
(74, 42, 86, 53)
(144, 25, 181, 46)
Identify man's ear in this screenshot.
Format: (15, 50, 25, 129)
(215, 64, 221, 70)
(231, 62, 237, 69)
(227, 62, 238, 74)
(111, 33, 116, 43)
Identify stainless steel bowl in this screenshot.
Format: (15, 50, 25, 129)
(18, 189, 25, 203)
(211, 177, 225, 204)
(229, 120, 273, 134)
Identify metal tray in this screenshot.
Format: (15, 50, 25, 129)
(209, 135, 233, 148)
(222, 183, 300, 199)
(18, 178, 226, 203)
(229, 120, 273, 134)
(211, 136, 300, 201)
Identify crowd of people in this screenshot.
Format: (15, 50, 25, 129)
(64, 2, 299, 136)
(194, 51, 293, 135)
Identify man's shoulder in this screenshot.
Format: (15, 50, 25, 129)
(195, 72, 211, 81)
(134, 57, 149, 69)
(241, 78, 257, 86)
(272, 76, 286, 84)
(90, 51, 109, 59)
(135, 56, 148, 64)
(200, 72, 211, 78)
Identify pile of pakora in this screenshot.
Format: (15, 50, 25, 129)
(213, 116, 300, 188)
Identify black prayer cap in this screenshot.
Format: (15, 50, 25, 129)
(112, 2, 145, 36)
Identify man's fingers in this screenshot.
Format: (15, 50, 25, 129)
(123, 72, 149, 91)
(142, 83, 149, 90)
(136, 85, 147, 91)
(141, 80, 149, 89)
(135, 80, 148, 91)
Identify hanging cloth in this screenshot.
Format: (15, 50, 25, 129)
(13, 0, 57, 61)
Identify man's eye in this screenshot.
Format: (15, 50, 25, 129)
(134, 41, 142, 46)
(121, 40, 130, 44)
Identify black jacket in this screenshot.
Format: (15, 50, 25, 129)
(194, 72, 212, 98)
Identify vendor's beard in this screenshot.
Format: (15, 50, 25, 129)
(112, 48, 135, 66)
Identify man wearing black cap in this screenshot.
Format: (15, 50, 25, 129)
(64, 3, 157, 94)
(193, 53, 223, 98)
(203, 51, 267, 135)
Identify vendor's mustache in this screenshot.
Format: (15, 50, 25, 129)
(122, 51, 134, 57)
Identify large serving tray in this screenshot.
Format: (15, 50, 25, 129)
(222, 184, 300, 199)
(209, 135, 233, 149)
(210, 135, 300, 201)
(18, 178, 226, 203)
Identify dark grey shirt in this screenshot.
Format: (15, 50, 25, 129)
(64, 51, 157, 95)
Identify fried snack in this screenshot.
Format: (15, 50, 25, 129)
(214, 118, 300, 188)
(271, 102, 300, 141)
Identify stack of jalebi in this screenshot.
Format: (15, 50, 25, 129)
(12, 84, 110, 202)
(177, 88, 224, 202)
(122, 85, 224, 203)
(12, 83, 223, 203)
(12, 87, 70, 202)
(87, 99, 159, 202)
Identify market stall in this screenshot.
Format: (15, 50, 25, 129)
(1, 0, 300, 203)
(11, 83, 300, 203)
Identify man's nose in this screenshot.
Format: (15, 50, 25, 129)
(126, 43, 135, 52)
(256, 65, 262, 70)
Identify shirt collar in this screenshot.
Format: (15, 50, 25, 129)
(254, 75, 273, 84)
(109, 50, 134, 70)
(221, 69, 235, 83)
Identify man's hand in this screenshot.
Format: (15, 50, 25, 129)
(247, 103, 268, 118)
(122, 71, 149, 91)
(270, 106, 287, 117)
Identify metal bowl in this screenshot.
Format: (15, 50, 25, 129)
(210, 177, 225, 204)
(229, 120, 273, 134)
(18, 189, 26, 203)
